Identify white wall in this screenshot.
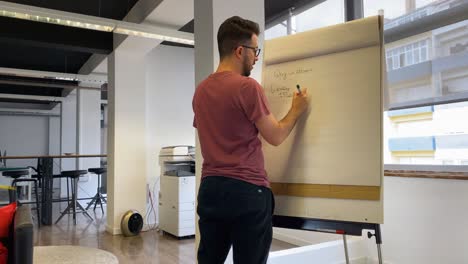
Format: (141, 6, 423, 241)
(273, 228, 346, 247)
(48, 116, 61, 187)
(145, 44, 196, 226)
(48, 116, 60, 156)
(274, 176, 468, 263)
(101, 105, 107, 156)
(0, 114, 49, 168)
(59, 90, 78, 197)
(267, 238, 371, 264)
(77, 89, 101, 199)
(364, 176, 468, 264)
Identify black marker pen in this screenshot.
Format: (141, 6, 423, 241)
(296, 84, 302, 93)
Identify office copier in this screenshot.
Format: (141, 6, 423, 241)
(158, 145, 195, 237)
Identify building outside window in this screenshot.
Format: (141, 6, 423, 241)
(376, 0, 468, 165)
(386, 39, 429, 70)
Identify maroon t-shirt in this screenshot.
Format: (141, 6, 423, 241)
(193, 71, 271, 188)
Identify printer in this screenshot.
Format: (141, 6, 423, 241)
(158, 145, 195, 237)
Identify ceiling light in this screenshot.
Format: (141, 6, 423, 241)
(0, 2, 115, 32)
(115, 22, 194, 45)
(0, 67, 107, 84)
(0, 1, 194, 45)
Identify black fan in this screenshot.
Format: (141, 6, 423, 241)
(121, 210, 143, 237)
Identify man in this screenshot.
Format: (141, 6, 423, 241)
(193, 16, 310, 264)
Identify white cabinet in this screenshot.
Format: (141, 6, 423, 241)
(159, 175, 196, 237)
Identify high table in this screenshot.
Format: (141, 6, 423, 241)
(2, 154, 106, 225)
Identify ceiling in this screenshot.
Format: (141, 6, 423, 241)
(0, 0, 307, 73)
(0, 0, 139, 74)
(0, 0, 311, 106)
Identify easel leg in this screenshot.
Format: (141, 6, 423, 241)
(377, 244, 383, 264)
(343, 234, 350, 264)
(368, 224, 384, 264)
(375, 224, 383, 264)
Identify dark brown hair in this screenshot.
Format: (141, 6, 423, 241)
(217, 16, 260, 59)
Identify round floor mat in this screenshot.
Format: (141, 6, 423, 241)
(34, 245, 119, 264)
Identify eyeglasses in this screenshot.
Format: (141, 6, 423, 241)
(241, 45, 261, 57)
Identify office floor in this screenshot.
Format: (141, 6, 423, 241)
(33, 200, 296, 264)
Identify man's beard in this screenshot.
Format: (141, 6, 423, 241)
(242, 60, 251, 77)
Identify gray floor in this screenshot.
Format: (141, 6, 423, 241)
(33, 198, 296, 263)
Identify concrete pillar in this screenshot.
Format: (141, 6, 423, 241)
(194, 0, 265, 257)
(195, 0, 265, 85)
(106, 36, 156, 234)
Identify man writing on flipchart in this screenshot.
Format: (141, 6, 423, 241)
(193, 16, 310, 264)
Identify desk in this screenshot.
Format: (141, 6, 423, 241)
(2, 154, 106, 225)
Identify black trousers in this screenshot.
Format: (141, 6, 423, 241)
(197, 176, 274, 264)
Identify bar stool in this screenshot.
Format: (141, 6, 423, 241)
(55, 170, 93, 225)
(86, 167, 107, 214)
(3, 169, 41, 227)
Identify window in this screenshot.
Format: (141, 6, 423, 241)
(442, 160, 454, 165)
(398, 157, 435, 165)
(367, 0, 468, 166)
(294, 0, 344, 33)
(385, 100, 468, 165)
(364, 0, 406, 19)
(364, 0, 446, 21)
(386, 40, 429, 70)
(265, 21, 287, 40)
(265, 0, 344, 40)
(416, 0, 441, 9)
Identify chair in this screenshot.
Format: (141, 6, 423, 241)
(55, 170, 93, 225)
(86, 168, 107, 214)
(3, 170, 40, 227)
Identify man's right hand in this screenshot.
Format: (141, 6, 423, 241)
(291, 88, 310, 117)
(256, 87, 310, 146)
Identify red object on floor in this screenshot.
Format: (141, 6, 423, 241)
(0, 202, 16, 238)
(0, 241, 7, 264)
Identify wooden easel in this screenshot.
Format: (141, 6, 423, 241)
(273, 215, 383, 264)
